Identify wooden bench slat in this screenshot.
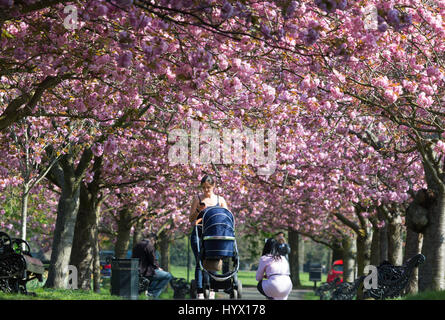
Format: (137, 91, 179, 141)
(23, 255, 45, 275)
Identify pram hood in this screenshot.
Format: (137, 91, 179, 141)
(200, 206, 236, 258)
(201, 206, 235, 241)
(196, 206, 239, 281)
(197, 206, 239, 281)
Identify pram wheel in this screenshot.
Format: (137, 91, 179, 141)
(204, 288, 210, 299)
(230, 280, 242, 299)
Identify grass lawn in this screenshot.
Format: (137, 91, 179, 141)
(0, 277, 134, 300)
(0, 287, 127, 300)
(303, 291, 320, 300)
(298, 271, 328, 288)
(402, 290, 445, 300)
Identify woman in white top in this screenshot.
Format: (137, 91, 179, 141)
(256, 238, 293, 300)
(189, 175, 229, 299)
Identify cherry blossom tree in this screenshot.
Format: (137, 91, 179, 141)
(1, 0, 444, 293)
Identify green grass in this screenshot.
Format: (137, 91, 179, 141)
(0, 277, 132, 300)
(303, 291, 320, 300)
(298, 272, 328, 288)
(236, 270, 259, 286)
(0, 287, 125, 300)
(402, 290, 445, 300)
(169, 265, 190, 280)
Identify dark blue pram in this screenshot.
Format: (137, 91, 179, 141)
(192, 205, 242, 299)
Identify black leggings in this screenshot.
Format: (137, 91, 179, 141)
(257, 280, 273, 300)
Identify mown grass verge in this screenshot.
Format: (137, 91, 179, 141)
(402, 290, 445, 300)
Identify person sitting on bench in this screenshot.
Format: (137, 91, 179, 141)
(132, 233, 173, 299)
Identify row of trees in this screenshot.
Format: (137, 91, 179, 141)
(0, 0, 444, 293)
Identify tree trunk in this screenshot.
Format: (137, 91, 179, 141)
(379, 222, 388, 262)
(387, 215, 404, 266)
(45, 184, 80, 288)
(69, 155, 102, 291)
(326, 249, 332, 272)
(331, 241, 344, 263)
(356, 231, 372, 277)
(370, 229, 380, 266)
(115, 208, 132, 259)
(92, 208, 101, 294)
(404, 228, 423, 295)
(45, 149, 93, 289)
(342, 237, 355, 282)
(419, 191, 445, 291)
(69, 184, 98, 290)
(299, 237, 305, 270)
(20, 185, 29, 244)
(369, 218, 380, 266)
(288, 229, 302, 287)
(132, 220, 144, 250)
(159, 230, 170, 271)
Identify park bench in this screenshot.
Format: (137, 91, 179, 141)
(0, 231, 45, 295)
(315, 277, 341, 300)
(315, 254, 426, 300)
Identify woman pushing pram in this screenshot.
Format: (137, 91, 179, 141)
(189, 175, 242, 299)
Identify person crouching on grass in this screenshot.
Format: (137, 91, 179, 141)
(256, 238, 293, 300)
